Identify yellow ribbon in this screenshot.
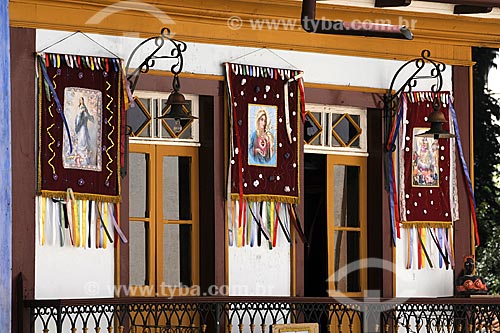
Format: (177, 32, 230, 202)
(270, 201, 275, 246)
(421, 228, 426, 268)
(67, 188, 79, 247)
(41, 197, 46, 246)
(236, 201, 243, 247)
(103, 202, 108, 249)
(82, 200, 87, 248)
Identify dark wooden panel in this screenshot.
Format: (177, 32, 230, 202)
(119, 167, 130, 295)
(10, 27, 36, 333)
(452, 65, 473, 283)
(135, 74, 220, 97)
(304, 87, 384, 110)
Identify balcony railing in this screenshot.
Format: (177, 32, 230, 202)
(23, 296, 500, 333)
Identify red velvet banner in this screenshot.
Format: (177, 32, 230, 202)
(226, 63, 302, 203)
(37, 53, 123, 202)
(398, 92, 458, 225)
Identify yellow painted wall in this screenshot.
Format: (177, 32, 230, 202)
(10, 0, 500, 64)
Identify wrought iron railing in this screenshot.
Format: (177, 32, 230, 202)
(23, 296, 500, 333)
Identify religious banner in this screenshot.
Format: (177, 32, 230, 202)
(37, 52, 124, 202)
(225, 63, 305, 248)
(398, 92, 458, 227)
(387, 91, 477, 269)
(36, 52, 128, 248)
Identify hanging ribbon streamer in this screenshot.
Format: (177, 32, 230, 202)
(225, 63, 304, 248)
(417, 228, 433, 269)
(449, 98, 480, 245)
(386, 96, 405, 243)
(36, 195, 124, 248)
(37, 55, 73, 153)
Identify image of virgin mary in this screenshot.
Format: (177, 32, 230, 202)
(248, 106, 277, 167)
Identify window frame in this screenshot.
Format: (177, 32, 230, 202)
(128, 143, 199, 297)
(326, 153, 367, 297)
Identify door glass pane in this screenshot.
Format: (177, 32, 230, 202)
(129, 152, 149, 218)
(129, 222, 149, 285)
(162, 224, 192, 287)
(334, 231, 360, 293)
(163, 156, 192, 221)
(333, 165, 360, 228)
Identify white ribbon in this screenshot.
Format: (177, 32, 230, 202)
(284, 72, 304, 144)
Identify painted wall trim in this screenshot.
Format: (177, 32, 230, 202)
(36, 29, 454, 92)
(10, 0, 500, 62)
(0, 0, 12, 331)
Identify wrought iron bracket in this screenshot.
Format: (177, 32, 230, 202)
(384, 49, 446, 151)
(125, 27, 187, 94)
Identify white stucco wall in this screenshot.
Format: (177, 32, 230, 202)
(36, 28, 454, 299)
(35, 243, 115, 299)
(395, 229, 454, 297)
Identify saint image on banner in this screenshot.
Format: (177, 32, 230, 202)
(63, 87, 102, 171)
(248, 104, 277, 167)
(412, 127, 439, 187)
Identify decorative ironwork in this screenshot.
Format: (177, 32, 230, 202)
(125, 27, 187, 94)
(384, 49, 447, 151)
(24, 296, 500, 333)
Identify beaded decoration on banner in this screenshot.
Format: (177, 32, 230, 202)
(36, 52, 129, 248)
(386, 91, 477, 269)
(225, 63, 306, 248)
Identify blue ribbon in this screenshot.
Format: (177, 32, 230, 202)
(438, 228, 443, 268)
(387, 99, 405, 244)
(449, 97, 479, 245)
(38, 55, 73, 153)
(449, 98, 476, 209)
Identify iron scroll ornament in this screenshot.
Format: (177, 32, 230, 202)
(125, 27, 187, 94)
(383, 49, 446, 152)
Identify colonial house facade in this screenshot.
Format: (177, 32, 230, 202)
(4, 0, 500, 332)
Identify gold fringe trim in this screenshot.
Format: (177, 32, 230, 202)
(401, 221, 453, 229)
(40, 190, 120, 203)
(37, 59, 44, 194)
(230, 193, 299, 204)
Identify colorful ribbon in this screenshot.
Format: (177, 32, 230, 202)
(37, 55, 73, 153)
(449, 98, 479, 245)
